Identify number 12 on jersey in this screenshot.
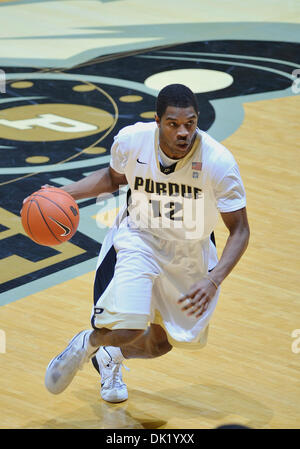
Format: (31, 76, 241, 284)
(129, 192, 205, 238)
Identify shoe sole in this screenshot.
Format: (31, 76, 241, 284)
(45, 330, 89, 394)
(101, 392, 128, 403)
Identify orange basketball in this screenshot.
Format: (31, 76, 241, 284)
(21, 187, 80, 246)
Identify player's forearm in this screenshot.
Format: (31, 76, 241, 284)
(209, 226, 250, 287)
(62, 167, 118, 200)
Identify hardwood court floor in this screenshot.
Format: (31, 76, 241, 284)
(0, 95, 299, 429)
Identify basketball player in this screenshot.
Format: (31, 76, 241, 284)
(44, 84, 250, 403)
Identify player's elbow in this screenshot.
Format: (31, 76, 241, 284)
(240, 224, 250, 251)
(109, 166, 128, 191)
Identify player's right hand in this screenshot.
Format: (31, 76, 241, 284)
(22, 184, 53, 203)
(20, 184, 54, 214)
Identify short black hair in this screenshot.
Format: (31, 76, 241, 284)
(156, 84, 199, 119)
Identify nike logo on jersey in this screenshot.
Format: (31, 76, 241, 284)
(49, 216, 71, 236)
(137, 158, 147, 164)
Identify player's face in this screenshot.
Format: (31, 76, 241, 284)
(155, 106, 198, 159)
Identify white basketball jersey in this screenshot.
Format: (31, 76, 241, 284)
(110, 121, 246, 241)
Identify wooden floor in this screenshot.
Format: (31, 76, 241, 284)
(0, 94, 299, 429)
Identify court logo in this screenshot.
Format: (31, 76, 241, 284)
(0, 104, 114, 142)
(0, 69, 5, 93)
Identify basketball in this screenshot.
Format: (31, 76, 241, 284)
(21, 187, 80, 246)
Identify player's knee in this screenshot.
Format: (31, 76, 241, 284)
(148, 339, 172, 358)
(159, 340, 172, 356)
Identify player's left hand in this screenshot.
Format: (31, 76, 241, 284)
(178, 278, 217, 318)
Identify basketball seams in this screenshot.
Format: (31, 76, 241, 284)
(31, 199, 62, 243)
(41, 188, 74, 200)
(32, 194, 76, 231)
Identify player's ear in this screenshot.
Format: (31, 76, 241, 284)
(155, 113, 160, 127)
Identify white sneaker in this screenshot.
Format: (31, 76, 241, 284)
(92, 346, 128, 403)
(45, 330, 97, 394)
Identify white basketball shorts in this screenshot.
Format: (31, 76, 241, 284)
(91, 212, 220, 349)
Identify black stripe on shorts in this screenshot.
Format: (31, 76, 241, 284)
(91, 244, 117, 329)
(93, 245, 117, 306)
